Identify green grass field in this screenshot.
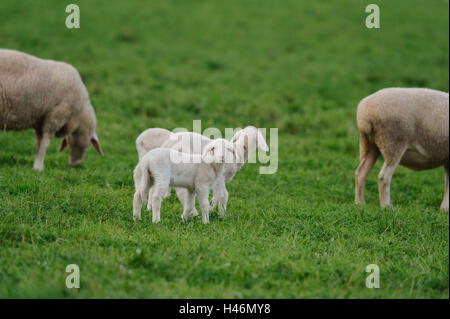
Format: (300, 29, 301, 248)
(0, 0, 448, 298)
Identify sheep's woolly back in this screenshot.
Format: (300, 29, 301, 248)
(357, 87, 449, 168)
(0, 49, 94, 134)
(357, 88, 449, 137)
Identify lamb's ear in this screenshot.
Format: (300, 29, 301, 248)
(91, 133, 104, 156)
(257, 130, 269, 152)
(231, 129, 242, 143)
(59, 138, 68, 152)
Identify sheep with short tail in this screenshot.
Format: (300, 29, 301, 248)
(0, 49, 103, 170)
(355, 87, 449, 211)
(133, 138, 236, 224)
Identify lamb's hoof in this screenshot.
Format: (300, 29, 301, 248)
(152, 218, 160, 224)
(381, 204, 394, 209)
(440, 205, 449, 212)
(181, 214, 190, 222)
(33, 165, 44, 172)
(190, 209, 199, 217)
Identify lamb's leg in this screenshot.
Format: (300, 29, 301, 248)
(133, 190, 143, 221)
(181, 190, 195, 222)
(197, 188, 211, 224)
(176, 187, 198, 216)
(441, 165, 449, 212)
(163, 188, 171, 198)
(211, 180, 228, 217)
(150, 183, 167, 223)
(355, 133, 380, 204)
(33, 130, 53, 171)
(147, 187, 153, 211)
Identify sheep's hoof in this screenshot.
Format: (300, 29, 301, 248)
(152, 218, 160, 224)
(33, 165, 44, 171)
(181, 214, 189, 222)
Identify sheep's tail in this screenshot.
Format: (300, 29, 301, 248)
(356, 102, 373, 136)
(133, 163, 142, 190)
(139, 164, 153, 205)
(133, 162, 153, 204)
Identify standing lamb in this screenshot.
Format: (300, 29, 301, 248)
(133, 138, 236, 224)
(0, 49, 103, 171)
(355, 88, 449, 211)
(134, 126, 269, 216)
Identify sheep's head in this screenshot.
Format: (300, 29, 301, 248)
(202, 139, 236, 166)
(231, 126, 269, 161)
(59, 131, 103, 167)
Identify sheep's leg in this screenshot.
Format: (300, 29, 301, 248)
(150, 183, 168, 223)
(181, 190, 195, 222)
(197, 188, 211, 224)
(377, 149, 405, 208)
(176, 187, 198, 217)
(355, 133, 380, 204)
(211, 180, 228, 217)
(441, 165, 449, 212)
(33, 130, 53, 171)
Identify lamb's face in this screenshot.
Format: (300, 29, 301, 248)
(231, 126, 269, 161)
(202, 139, 236, 165)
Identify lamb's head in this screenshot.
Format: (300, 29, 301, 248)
(231, 126, 269, 162)
(59, 125, 103, 167)
(202, 139, 236, 166)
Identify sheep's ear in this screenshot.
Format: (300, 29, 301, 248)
(91, 133, 104, 156)
(59, 138, 68, 152)
(208, 146, 215, 154)
(257, 130, 269, 152)
(231, 129, 242, 143)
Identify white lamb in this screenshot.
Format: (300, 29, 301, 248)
(133, 138, 236, 224)
(134, 126, 269, 216)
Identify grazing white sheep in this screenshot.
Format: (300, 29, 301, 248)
(133, 138, 236, 224)
(0, 49, 103, 170)
(134, 126, 269, 216)
(355, 88, 449, 211)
